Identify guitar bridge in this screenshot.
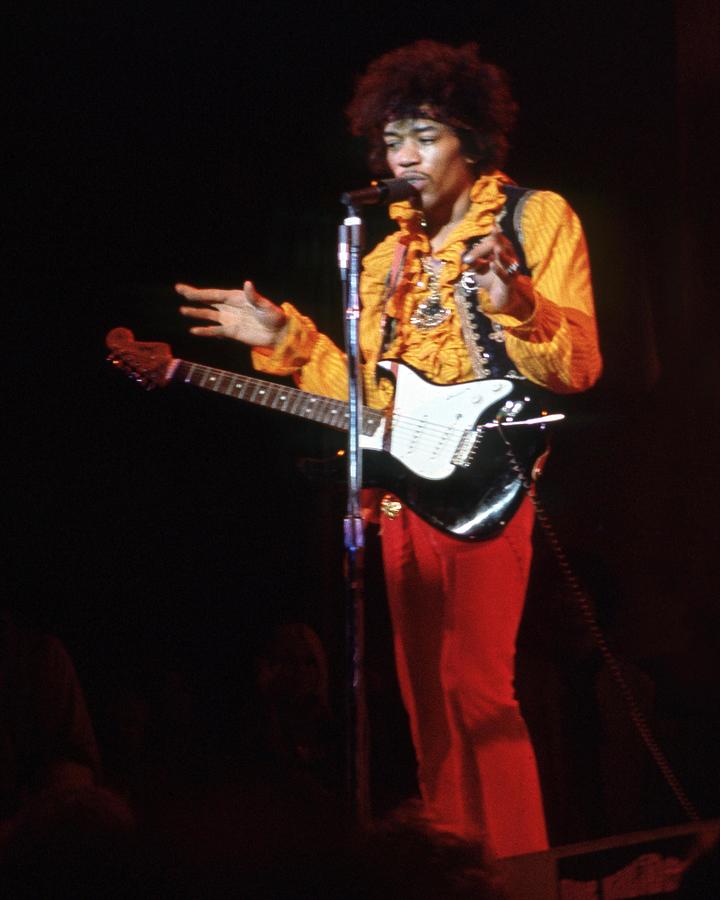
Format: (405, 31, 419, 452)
(452, 428, 484, 468)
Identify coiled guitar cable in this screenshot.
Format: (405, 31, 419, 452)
(497, 420, 701, 824)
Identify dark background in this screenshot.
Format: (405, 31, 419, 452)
(5, 1, 719, 842)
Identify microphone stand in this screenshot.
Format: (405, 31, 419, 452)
(337, 205, 370, 827)
(336, 180, 418, 827)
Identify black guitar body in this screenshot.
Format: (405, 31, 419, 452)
(362, 409, 544, 541)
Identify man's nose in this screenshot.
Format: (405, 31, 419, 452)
(396, 141, 420, 167)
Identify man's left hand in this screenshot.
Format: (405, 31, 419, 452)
(461, 226, 533, 318)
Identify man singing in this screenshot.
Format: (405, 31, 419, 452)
(176, 40, 602, 858)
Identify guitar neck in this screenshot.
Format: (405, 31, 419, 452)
(173, 359, 382, 436)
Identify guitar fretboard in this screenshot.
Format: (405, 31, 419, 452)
(175, 360, 382, 436)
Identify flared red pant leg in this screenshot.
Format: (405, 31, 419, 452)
(380, 496, 548, 858)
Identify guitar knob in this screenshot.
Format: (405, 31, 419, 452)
(500, 399, 528, 423)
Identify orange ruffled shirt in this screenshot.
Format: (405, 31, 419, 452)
(252, 173, 602, 407)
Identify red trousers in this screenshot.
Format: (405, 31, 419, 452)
(380, 495, 548, 858)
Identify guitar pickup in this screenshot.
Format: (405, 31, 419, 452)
(452, 428, 484, 468)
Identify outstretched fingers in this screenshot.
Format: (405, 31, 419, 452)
(178, 305, 222, 323)
(175, 283, 232, 303)
(188, 324, 225, 338)
(242, 280, 257, 303)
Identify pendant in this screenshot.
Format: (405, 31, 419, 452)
(410, 301, 452, 330)
(410, 257, 451, 330)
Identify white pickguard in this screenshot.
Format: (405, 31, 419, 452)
(360, 361, 514, 480)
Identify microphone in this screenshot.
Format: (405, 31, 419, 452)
(340, 178, 420, 207)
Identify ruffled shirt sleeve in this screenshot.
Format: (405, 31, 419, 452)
(250, 234, 399, 408)
(251, 302, 350, 400)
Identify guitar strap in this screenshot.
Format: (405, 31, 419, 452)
(496, 184, 536, 273)
(378, 240, 407, 355)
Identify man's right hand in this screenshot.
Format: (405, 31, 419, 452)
(176, 280, 288, 348)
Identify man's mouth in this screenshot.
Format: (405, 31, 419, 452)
(400, 173, 428, 187)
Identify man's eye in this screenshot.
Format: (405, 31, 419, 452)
(384, 142, 399, 151)
(420, 137, 436, 144)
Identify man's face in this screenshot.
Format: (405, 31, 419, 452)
(383, 118, 476, 214)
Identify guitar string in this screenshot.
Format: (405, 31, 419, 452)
(144, 358, 516, 461)
(183, 363, 494, 454)
(126, 353, 502, 479)
(137, 356, 501, 450)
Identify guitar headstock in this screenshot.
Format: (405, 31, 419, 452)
(106, 327, 175, 390)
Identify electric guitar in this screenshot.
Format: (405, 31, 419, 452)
(106, 328, 561, 541)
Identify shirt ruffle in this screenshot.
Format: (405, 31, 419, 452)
(360, 172, 511, 384)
